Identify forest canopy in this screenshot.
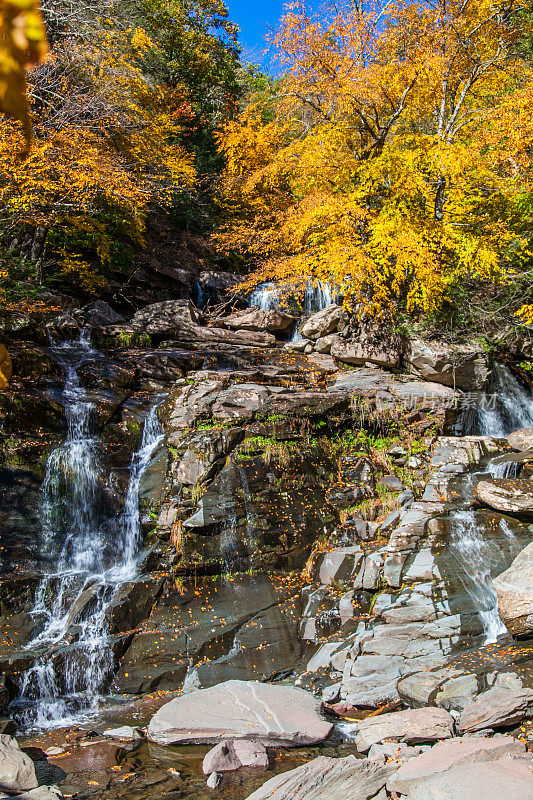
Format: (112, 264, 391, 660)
(215, 0, 533, 327)
(0, 0, 240, 309)
(0, 0, 532, 331)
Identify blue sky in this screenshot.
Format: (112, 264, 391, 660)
(227, 0, 287, 68)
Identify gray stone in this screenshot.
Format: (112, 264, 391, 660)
(322, 683, 341, 703)
(367, 742, 425, 762)
(378, 475, 404, 492)
(458, 686, 533, 733)
(206, 772, 222, 789)
(397, 672, 444, 708)
(102, 726, 143, 740)
(354, 553, 383, 591)
(306, 642, 342, 673)
(508, 428, 533, 452)
(318, 547, 363, 585)
(131, 299, 200, 334)
(354, 707, 454, 753)
(212, 384, 271, 423)
(494, 541, 533, 635)
(0, 735, 38, 793)
(474, 478, 533, 515)
(331, 339, 401, 369)
(408, 339, 490, 391)
(436, 674, 479, 711)
(387, 735, 526, 796)
(84, 300, 125, 327)
(147, 680, 333, 746)
(405, 754, 533, 800)
(202, 740, 268, 774)
(314, 334, 341, 354)
(221, 308, 296, 334)
(175, 430, 243, 485)
(244, 754, 392, 800)
(300, 305, 344, 340)
(342, 655, 403, 708)
(9, 788, 63, 800)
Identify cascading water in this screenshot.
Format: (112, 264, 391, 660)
(115, 400, 165, 576)
(448, 510, 508, 644)
(250, 283, 280, 311)
(447, 361, 533, 644)
(249, 279, 338, 343)
(477, 363, 533, 436)
(250, 280, 336, 314)
(14, 334, 164, 730)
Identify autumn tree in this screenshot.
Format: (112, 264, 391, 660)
(0, 0, 240, 308)
(216, 0, 533, 326)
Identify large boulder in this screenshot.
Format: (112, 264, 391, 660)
(84, 300, 126, 327)
(386, 735, 525, 796)
(131, 299, 200, 335)
(458, 685, 533, 732)
(474, 478, 533, 515)
(300, 305, 344, 340)
(330, 338, 402, 369)
(508, 428, 533, 452)
(0, 734, 39, 792)
(408, 339, 490, 391)
(494, 541, 533, 635)
(354, 707, 454, 753)
(221, 308, 296, 334)
(244, 754, 392, 800)
(147, 679, 333, 746)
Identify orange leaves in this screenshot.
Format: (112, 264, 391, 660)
(216, 0, 528, 320)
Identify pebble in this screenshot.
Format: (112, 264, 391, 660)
(207, 771, 223, 789)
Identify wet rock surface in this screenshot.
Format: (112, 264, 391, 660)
(4, 295, 533, 800)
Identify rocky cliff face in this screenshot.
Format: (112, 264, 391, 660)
(2, 285, 533, 800)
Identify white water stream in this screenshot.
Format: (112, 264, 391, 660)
(14, 334, 163, 730)
(450, 362, 533, 644)
(477, 363, 533, 436)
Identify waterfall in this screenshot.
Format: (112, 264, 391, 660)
(448, 510, 507, 644)
(114, 400, 164, 577)
(304, 280, 333, 313)
(249, 280, 336, 315)
(488, 459, 520, 479)
(477, 363, 533, 436)
(250, 283, 280, 311)
(14, 334, 163, 730)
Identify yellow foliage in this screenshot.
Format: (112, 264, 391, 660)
(0, 0, 48, 149)
(216, 0, 527, 319)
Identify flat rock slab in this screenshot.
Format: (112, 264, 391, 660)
(244, 754, 392, 800)
(458, 686, 533, 732)
(387, 735, 525, 795)
(354, 708, 454, 753)
(147, 680, 333, 746)
(474, 478, 533, 515)
(406, 754, 533, 800)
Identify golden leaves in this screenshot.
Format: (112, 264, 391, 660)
(0, 0, 48, 151)
(216, 0, 528, 320)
